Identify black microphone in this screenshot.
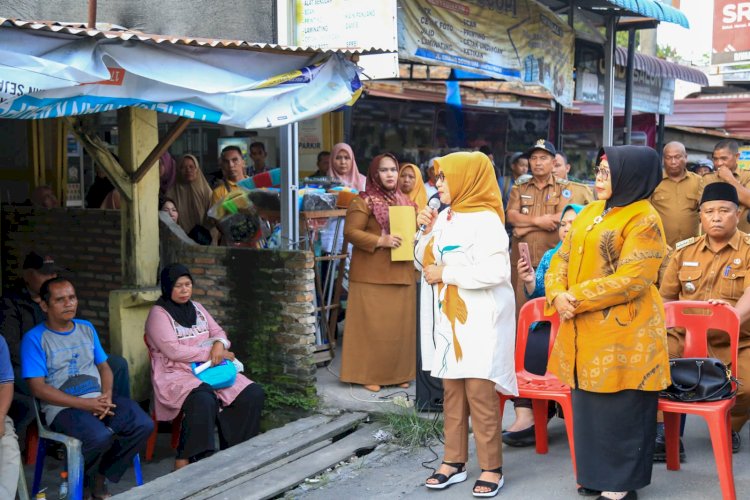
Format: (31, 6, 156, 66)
(417, 197, 442, 236)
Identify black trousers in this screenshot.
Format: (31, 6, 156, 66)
(177, 382, 265, 461)
(514, 322, 554, 413)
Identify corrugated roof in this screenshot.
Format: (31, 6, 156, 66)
(666, 97, 750, 137)
(364, 81, 554, 111)
(665, 125, 750, 142)
(614, 47, 708, 86)
(0, 17, 392, 56)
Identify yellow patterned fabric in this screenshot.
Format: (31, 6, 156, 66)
(544, 199, 671, 392)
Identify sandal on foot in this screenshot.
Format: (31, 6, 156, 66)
(424, 462, 467, 490)
(363, 384, 381, 392)
(398, 382, 410, 388)
(472, 467, 504, 498)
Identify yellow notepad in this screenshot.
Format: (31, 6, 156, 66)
(389, 206, 416, 261)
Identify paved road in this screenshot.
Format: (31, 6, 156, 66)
(288, 415, 750, 499)
(308, 350, 750, 499)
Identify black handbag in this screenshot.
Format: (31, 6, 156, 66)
(660, 358, 738, 402)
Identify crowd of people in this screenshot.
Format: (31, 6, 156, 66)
(330, 137, 748, 499)
(2, 135, 747, 498)
(0, 254, 265, 498)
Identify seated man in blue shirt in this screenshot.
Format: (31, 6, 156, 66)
(21, 277, 152, 498)
(0, 335, 20, 498)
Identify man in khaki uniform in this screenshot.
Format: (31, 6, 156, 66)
(553, 152, 593, 205)
(660, 183, 750, 455)
(506, 139, 569, 313)
(703, 139, 750, 233)
(650, 141, 704, 247)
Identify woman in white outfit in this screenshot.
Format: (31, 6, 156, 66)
(416, 151, 517, 498)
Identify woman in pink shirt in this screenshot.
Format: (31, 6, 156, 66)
(145, 263, 264, 469)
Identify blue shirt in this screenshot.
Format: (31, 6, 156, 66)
(0, 336, 13, 384)
(21, 319, 108, 423)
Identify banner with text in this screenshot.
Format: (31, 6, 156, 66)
(398, 0, 574, 106)
(294, 0, 398, 79)
(712, 0, 750, 65)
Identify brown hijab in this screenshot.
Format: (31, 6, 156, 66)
(359, 153, 415, 234)
(167, 154, 212, 233)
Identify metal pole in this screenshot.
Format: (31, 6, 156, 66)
(568, 0, 575, 28)
(280, 123, 300, 249)
(554, 102, 564, 152)
(624, 28, 636, 145)
(602, 15, 617, 147)
(88, 0, 97, 29)
(657, 114, 665, 152)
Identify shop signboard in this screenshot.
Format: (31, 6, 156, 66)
(575, 46, 675, 115)
(294, 0, 398, 79)
(712, 0, 750, 65)
(397, 0, 575, 106)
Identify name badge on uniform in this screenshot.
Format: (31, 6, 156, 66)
(681, 261, 699, 267)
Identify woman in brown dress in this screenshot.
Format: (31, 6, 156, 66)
(340, 153, 417, 392)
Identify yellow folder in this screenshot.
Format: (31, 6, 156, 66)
(389, 206, 416, 261)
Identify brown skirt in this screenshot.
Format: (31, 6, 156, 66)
(340, 281, 416, 386)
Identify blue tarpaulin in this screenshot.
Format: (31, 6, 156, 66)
(606, 0, 689, 28)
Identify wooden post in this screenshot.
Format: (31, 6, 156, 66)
(117, 107, 159, 287)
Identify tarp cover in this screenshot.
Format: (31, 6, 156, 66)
(0, 28, 362, 128)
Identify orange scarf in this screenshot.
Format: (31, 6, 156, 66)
(398, 163, 428, 211)
(433, 152, 505, 224)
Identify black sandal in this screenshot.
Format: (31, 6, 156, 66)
(424, 462, 468, 490)
(472, 466, 504, 498)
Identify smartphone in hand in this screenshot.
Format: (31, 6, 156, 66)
(518, 242, 532, 269)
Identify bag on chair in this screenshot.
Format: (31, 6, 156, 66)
(660, 358, 738, 402)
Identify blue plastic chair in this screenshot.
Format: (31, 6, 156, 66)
(30, 399, 143, 500)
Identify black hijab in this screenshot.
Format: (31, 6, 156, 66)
(598, 146, 661, 209)
(156, 263, 197, 328)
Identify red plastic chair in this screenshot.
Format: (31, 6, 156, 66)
(144, 334, 183, 461)
(497, 297, 576, 475)
(24, 422, 38, 465)
(660, 301, 740, 500)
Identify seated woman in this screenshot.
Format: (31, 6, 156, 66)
(503, 204, 582, 447)
(145, 263, 265, 469)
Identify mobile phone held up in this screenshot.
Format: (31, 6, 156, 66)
(518, 242, 532, 270)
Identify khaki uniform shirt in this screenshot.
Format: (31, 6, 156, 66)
(703, 170, 750, 233)
(507, 175, 569, 265)
(650, 171, 704, 247)
(659, 230, 750, 350)
(567, 181, 593, 205)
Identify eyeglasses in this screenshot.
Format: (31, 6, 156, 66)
(594, 167, 610, 180)
(436, 172, 445, 182)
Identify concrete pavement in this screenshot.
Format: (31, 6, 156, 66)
(301, 347, 750, 499)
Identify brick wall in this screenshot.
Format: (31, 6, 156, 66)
(1, 206, 122, 345)
(160, 218, 318, 410)
(1, 206, 319, 413)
